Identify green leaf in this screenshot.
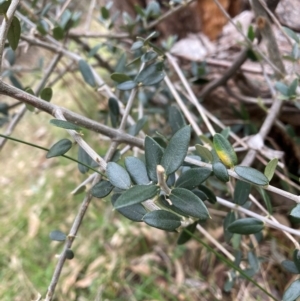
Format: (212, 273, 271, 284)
(220, 127, 230, 139)
(66, 249, 74, 260)
(177, 221, 198, 245)
(142, 71, 165, 86)
(50, 119, 81, 131)
(213, 161, 229, 182)
(234, 180, 251, 206)
(198, 185, 217, 204)
(7, 16, 21, 50)
(128, 116, 147, 136)
(228, 218, 264, 235)
(234, 166, 269, 186)
(141, 51, 158, 63)
(290, 204, 300, 223)
(264, 158, 278, 181)
(78, 146, 92, 174)
(53, 26, 64, 40)
(106, 162, 131, 190)
(37, 19, 49, 35)
(126, 56, 141, 67)
(247, 25, 255, 42)
(223, 211, 235, 243)
(0, 0, 11, 14)
(175, 167, 211, 190)
(5, 47, 15, 65)
(248, 251, 259, 272)
(49, 230, 66, 242)
(143, 210, 181, 231)
(288, 78, 298, 97)
(125, 157, 150, 185)
(169, 188, 210, 220)
(161, 125, 190, 175)
(144, 136, 164, 182)
(293, 249, 300, 273)
(116, 80, 137, 90)
(114, 184, 159, 209)
(283, 280, 300, 301)
(134, 4, 146, 17)
(108, 97, 119, 128)
(78, 59, 96, 87)
(0, 102, 8, 115)
(283, 26, 300, 43)
(199, 135, 213, 147)
(131, 40, 144, 51)
(111, 149, 121, 162)
(111, 193, 147, 222)
(224, 276, 235, 293)
(135, 62, 165, 86)
(275, 81, 289, 96)
(145, 1, 160, 17)
(40, 87, 53, 102)
(213, 133, 237, 168)
(9, 74, 22, 89)
(110, 73, 131, 83)
(247, 49, 259, 61)
(292, 44, 300, 60)
(72, 185, 86, 195)
(168, 106, 186, 135)
(24, 88, 35, 111)
(281, 260, 300, 274)
(256, 186, 272, 214)
(88, 43, 103, 57)
(46, 139, 72, 158)
(100, 6, 110, 19)
(115, 52, 127, 72)
(192, 189, 208, 202)
(158, 195, 189, 217)
(144, 31, 158, 42)
(195, 144, 213, 162)
(91, 180, 114, 198)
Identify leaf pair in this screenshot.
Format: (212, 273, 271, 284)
(114, 62, 165, 90)
(145, 125, 191, 182)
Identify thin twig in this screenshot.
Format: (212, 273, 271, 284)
(196, 224, 247, 269)
(145, 0, 196, 30)
(45, 192, 94, 301)
(0, 105, 27, 151)
(19, 34, 140, 128)
(166, 53, 216, 135)
(118, 87, 138, 130)
(68, 31, 129, 39)
(241, 0, 287, 166)
(0, 0, 20, 73)
(85, 0, 96, 31)
(249, 194, 300, 248)
(216, 196, 300, 237)
(184, 157, 300, 204)
(0, 80, 144, 148)
(198, 49, 249, 99)
(53, 109, 107, 169)
(157, 165, 171, 196)
(36, 53, 63, 94)
(205, 57, 272, 75)
(55, 0, 73, 21)
(0, 53, 62, 150)
(164, 74, 202, 136)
